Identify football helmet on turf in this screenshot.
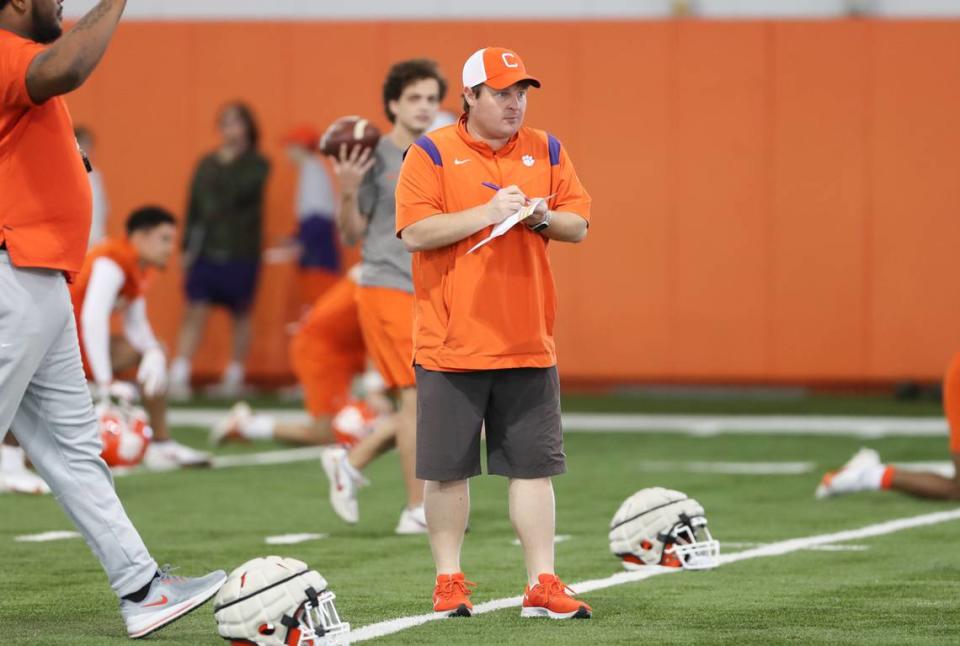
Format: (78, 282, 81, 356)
(609, 487, 720, 570)
(214, 556, 349, 646)
(98, 402, 153, 468)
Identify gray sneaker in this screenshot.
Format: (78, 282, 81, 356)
(121, 565, 226, 639)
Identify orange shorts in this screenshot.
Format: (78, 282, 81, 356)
(945, 352, 960, 454)
(290, 277, 366, 417)
(356, 286, 415, 390)
(298, 268, 339, 311)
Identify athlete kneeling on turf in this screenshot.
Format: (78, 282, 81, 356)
(70, 206, 210, 470)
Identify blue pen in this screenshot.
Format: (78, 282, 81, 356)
(481, 182, 500, 191)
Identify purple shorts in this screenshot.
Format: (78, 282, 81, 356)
(185, 258, 259, 313)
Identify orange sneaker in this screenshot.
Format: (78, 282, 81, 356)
(521, 573, 592, 619)
(433, 573, 476, 617)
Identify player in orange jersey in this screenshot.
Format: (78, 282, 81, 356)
(212, 268, 390, 447)
(818, 352, 960, 501)
(70, 206, 210, 470)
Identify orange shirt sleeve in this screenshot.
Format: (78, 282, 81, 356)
(396, 142, 445, 236)
(0, 36, 43, 108)
(551, 142, 591, 224)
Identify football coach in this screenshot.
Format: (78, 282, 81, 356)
(396, 46, 593, 620)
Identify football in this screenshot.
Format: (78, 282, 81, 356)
(319, 116, 381, 157)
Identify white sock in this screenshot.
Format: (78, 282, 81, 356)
(341, 457, 364, 482)
(222, 361, 245, 387)
(244, 415, 275, 440)
(170, 357, 191, 385)
(862, 463, 887, 490)
(0, 444, 27, 473)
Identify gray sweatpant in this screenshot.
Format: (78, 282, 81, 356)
(0, 251, 157, 597)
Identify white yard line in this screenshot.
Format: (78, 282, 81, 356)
(348, 508, 960, 643)
(562, 413, 946, 437)
(112, 446, 329, 477)
(169, 408, 947, 438)
(719, 541, 869, 552)
(265, 533, 328, 545)
(511, 535, 572, 546)
(637, 460, 816, 475)
(14, 531, 81, 543)
(211, 447, 327, 469)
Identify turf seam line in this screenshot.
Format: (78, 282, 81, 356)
(347, 507, 960, 643)
(168, 408, 948, 437)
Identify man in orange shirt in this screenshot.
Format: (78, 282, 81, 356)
(396, 47, 593, 619)
(70, 206, 211, 470)
(0, 0, 224, 638)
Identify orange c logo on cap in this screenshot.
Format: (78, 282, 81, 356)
(502, 53, 519, 68)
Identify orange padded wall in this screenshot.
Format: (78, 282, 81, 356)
(66, 20, 960, 383)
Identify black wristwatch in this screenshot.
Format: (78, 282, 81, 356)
(528, 209, 552, 232)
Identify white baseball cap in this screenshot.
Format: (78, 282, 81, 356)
(462, 47, 541, 90)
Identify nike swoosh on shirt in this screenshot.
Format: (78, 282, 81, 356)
(453, 158, 471, 165)
(143, 595, 169, 608)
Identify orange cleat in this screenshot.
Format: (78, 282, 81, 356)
(521, 573, 592, 619)
(432, 573, 476, 617)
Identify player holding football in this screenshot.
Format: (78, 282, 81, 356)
(0, 0, 224, 637)
(396, 47, 592, 618)
(818, 352, 960, 501)
(71, 206, 211, 470)
(318, 59, 448, 534)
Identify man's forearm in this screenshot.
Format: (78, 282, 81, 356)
(538, 211, 588, 243)
(400, 206, 491, 252)
(26, 0, 127, 103)
(337, 192, 367, 246)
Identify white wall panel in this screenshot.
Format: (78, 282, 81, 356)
(864, 0, 960, 16)
(62, 0, 960, 20)
(689, 0, 849, 17)
(63, 0, 676, 20)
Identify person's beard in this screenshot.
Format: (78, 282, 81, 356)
(31, 4, 62, 45)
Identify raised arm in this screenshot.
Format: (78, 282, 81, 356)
(25, 0, 127, 103)
(332, 144, 375, 246)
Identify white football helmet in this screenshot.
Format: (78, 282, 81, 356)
(214, 556, 350, 646)
(609, 487, 720, 571)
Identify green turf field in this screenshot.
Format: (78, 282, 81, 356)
(1, 397, 959, 644)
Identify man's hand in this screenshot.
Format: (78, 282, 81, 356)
(332, 144, 375, 196)
(136, 347, 167, 398)
(484, 185, 527, 225)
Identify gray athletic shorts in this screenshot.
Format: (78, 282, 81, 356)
(415, 365, 566, 481)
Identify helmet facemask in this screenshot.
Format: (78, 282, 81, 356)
(280, 587, 349, 646)
(663, 513, 720, 570)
